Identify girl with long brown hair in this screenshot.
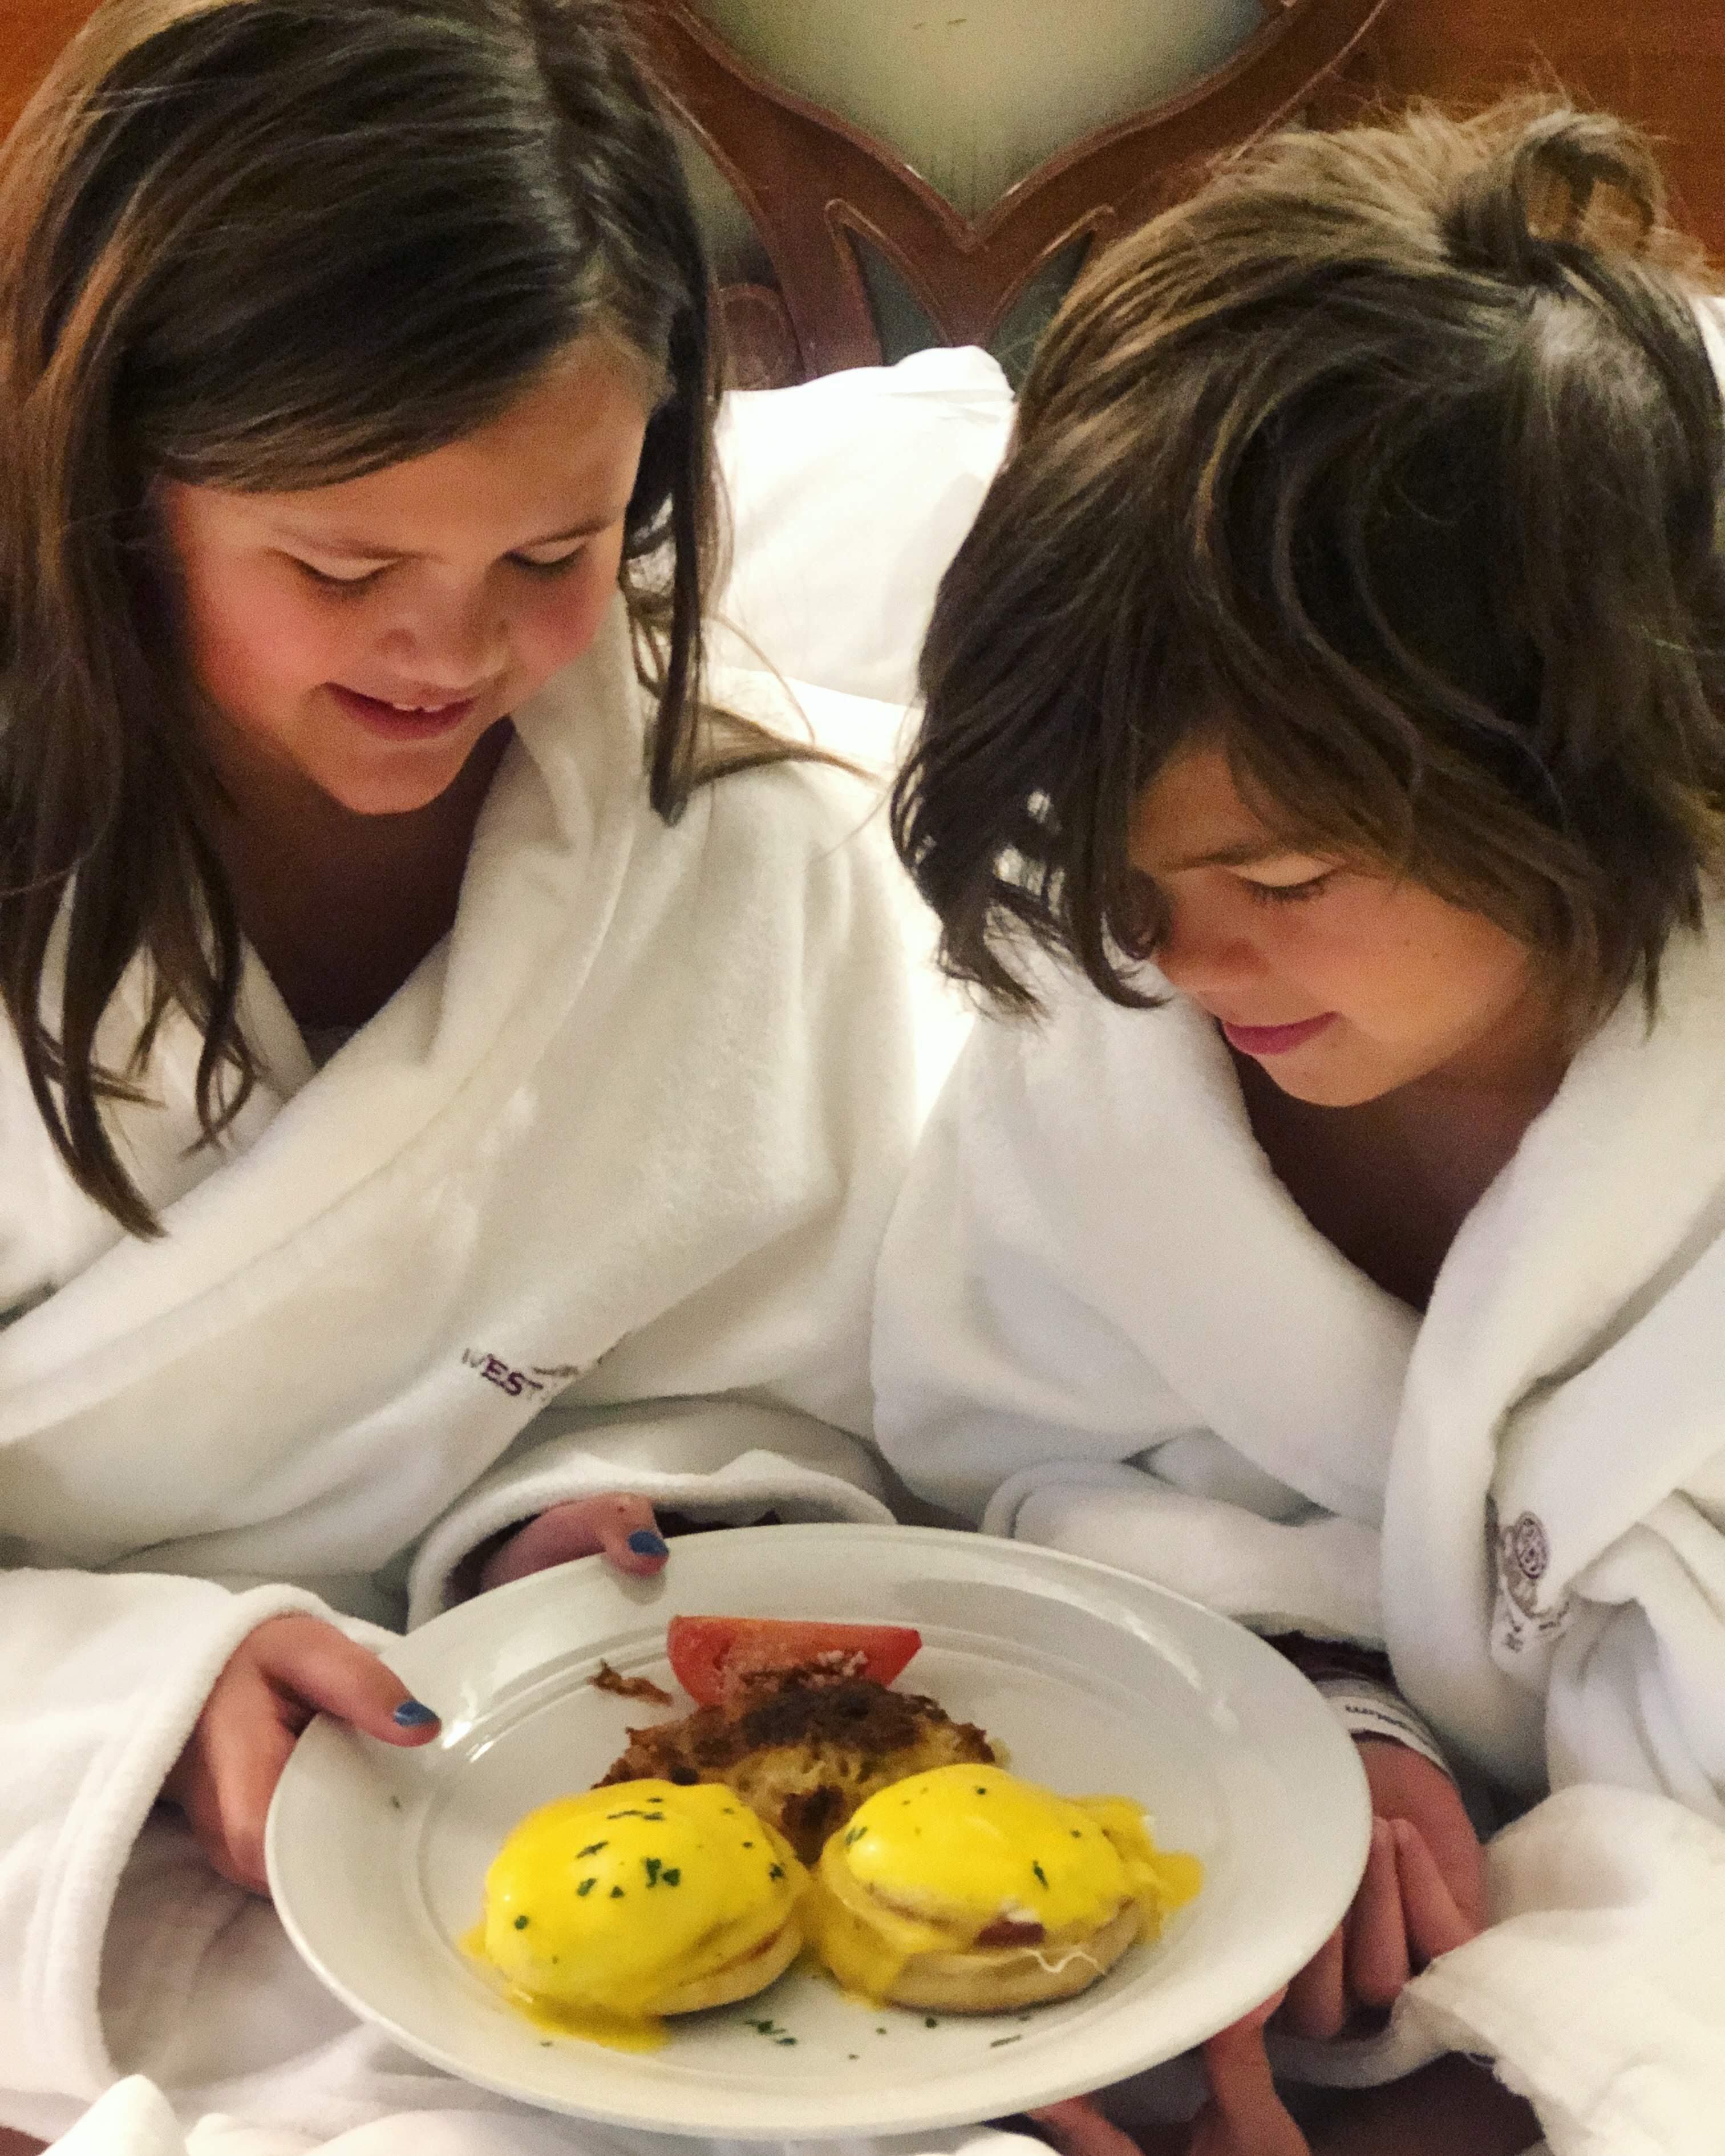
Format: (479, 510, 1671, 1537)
(0, 4, 951, 2147)
(878, 100, 1725, 2154)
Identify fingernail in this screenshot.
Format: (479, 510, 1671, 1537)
(392, 1699, 439, 1728)
(626, 1529, 669, 1558)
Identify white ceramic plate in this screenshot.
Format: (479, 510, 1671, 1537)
(268, 1523, 1368, 2138)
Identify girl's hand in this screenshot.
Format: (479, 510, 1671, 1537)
(1279, 1739, 1485, 2040)
(1188, 1999, 1309, 2156)
(476, 1493, 670, 1591)
(1029, 1998, 1306, 2156)
(161, 1614, 442, 1895)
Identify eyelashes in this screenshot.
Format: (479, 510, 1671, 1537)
(290, 546, 588, 593)
(510, 548, 589, 579)
(1241, 872, 1336, 907)
(294, 560, 382, 591)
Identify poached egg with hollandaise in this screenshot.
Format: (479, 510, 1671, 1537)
(472, 1778, 808, 2047)
(809, 1763, 1201, 2011)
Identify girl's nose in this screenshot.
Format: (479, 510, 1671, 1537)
(381, 587, 506, 687)
(1156, 903, 1260, 1000)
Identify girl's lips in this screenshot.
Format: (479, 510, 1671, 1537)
(327, 684, 479, 740)
(1219, 1013, 1337, 1056)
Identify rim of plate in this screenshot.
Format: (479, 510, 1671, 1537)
(268, 1522, 1370, 2137)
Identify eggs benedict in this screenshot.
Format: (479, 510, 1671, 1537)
(809, 1764, 1201, 2012)
(473, 1779, 807, 2046)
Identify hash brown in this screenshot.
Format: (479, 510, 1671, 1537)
(597, 1667, 994, 1865)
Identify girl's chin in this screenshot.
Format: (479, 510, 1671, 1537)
(307, 722, 503, 818)
(1255, 1043, 1406, 1109)
(1265, 1061, 1423, 1110)
(309, 749, 476, 818)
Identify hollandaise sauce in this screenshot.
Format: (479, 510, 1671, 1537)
(809, 1764, 1202, 2004)
(467, 1780, 807, 2050)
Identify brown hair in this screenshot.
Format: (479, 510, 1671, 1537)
(0, 0, 806, 1237)
(893, 100, 1725, 1018)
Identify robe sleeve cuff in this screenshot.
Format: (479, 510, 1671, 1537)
(403, 1397, 894, 1624)
(0, 1573, 334, 2103)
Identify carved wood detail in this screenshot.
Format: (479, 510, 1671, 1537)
(629, 0, 1395, 380)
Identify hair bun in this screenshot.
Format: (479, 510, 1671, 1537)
(1443, 106, 1663, 283)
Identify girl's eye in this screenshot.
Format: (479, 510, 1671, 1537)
(293, 559, 385, 591)
(509, 546, 586, 578)
(289, 546, 587, 589)
(1242, 871, 1335, 907)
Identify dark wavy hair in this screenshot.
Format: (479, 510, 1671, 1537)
(0, 0, 808, 1236)
(893, 99, 1725, 1018)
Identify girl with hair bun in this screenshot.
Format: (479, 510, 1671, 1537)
(0, 5, 968, 2151)
(878, 99, 1725, 2154)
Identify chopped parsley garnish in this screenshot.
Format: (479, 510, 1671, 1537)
(768, 1863, 785, 1880)
(975, 1786, 988, 1796)
(1031, 1862, 1048, 1888)
(844, 1827, 865, 1846)
(513, 1915, 529, 1930)
(662, 1867, 681, 1886)
(576, 1878, 596, 1897)
(606, 1809, 665, 1822)
(924, 2015, 939, 2027)
(577, 1841, 608, 1858)
(643, 1857, 662, 1888)
(610, 1886, 625, 1898)
(990, 2035, 1023, 2048)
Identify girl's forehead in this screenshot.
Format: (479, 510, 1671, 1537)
(1129, 749, 1320, 874)
(169, 343, 650, 557)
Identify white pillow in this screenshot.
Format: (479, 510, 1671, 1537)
(709, 659, 977, 1108)
(708, 345, 1014, 708)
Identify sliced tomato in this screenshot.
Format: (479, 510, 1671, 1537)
(666, 1615, 922, 1706)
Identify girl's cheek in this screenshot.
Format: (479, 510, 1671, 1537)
(531, 573, 616, 670)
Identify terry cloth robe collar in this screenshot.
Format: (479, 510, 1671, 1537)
(980, 963, 1417, 1526)
(0, 602, 642, 1441)
(1385, 906, 1725, 1793)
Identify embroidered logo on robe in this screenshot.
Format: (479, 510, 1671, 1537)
(459, 1347, 603, 1399)
(1501, 1510, 1550, 1614)
(1487, 1498, 1570, 1665)
(460, 1348, 549, 1400)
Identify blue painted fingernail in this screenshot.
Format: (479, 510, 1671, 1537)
(392, 1699, 439, 1728)
(627, 1529, 669, 1558)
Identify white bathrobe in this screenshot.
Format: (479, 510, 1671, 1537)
(874, 919, 1725, 2156)
(0, 603, 1013, 2156)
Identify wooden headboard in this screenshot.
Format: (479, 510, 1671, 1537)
(3, 1, 1720, 390)
(631, 0, 1391, 386)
